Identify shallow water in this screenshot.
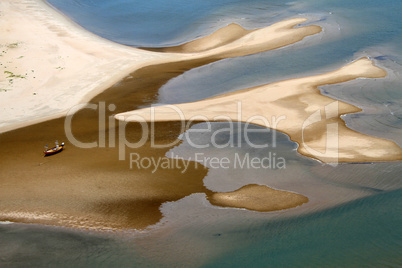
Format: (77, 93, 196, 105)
(2, 0, 402, 266)
(0, 224, 151, 267)
(204, 189, 402, 267)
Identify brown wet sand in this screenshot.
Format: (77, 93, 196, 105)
(208, 184, 309, 212)
(0, 53, 308, 230)
(0, 60, 207, 230)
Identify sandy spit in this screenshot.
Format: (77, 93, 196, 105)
(0, 0, 320, 133)
(117, 58, 402, 163)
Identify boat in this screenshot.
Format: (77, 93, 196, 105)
(44, 141, 65, 156)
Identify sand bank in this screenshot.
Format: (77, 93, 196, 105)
(0, 0, 321, 133)
(143, 17, 321, 58)
(0, 2, 327, 230)
(0, 0, 167, 132)
(207, 184, 308, 212)
(117, 58, 402, 163)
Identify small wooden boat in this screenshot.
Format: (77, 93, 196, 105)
(44, 142, 64, 156)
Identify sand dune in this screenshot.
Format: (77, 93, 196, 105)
(116, 58, 402, 164)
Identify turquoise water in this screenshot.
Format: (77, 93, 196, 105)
(170, 123, 402, 266)
(205, 189, 402, 267)
(2, 0, 402, 266)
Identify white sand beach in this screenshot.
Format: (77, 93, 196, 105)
(0, 0, 321, 133)
(0, 0, 166, 132)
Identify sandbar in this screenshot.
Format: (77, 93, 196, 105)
(0, 0, 169, 132)
(0, 0, 321, 133)
(0, 1, 327, 230)
(117, 58, 402, 163)
(207, 184, 308, 212)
